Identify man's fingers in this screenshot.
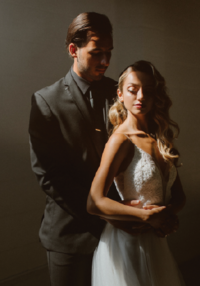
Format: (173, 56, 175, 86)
(154, 229, 166, 238)
(132, 224, 146, 229)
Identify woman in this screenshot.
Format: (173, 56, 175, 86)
(87, 61, 186, 286)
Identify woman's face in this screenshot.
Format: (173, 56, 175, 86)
(118, 71, 155, 117)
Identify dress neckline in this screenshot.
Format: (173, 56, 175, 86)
(115, 132, 171, 184)
(134, 144, 172, 185)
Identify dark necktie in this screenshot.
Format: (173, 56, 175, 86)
(88, 84, 106, 155)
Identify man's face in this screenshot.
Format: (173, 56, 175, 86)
(75, 32, 113, 82)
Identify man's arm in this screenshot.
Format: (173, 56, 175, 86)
(29, 93, 101, 225)
(168, 172, 186, 214)
(144, 172, 186, 237)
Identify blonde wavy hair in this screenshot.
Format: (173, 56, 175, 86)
(109, 60, 180, 165)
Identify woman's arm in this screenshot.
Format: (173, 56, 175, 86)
(87, 133, 167, 227)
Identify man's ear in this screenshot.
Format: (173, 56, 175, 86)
(117, 89, 124, 102)
(69, 43, 77, 58)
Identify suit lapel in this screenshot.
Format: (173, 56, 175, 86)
(64, 71, 106, 158)
(64, 71, 94, 129)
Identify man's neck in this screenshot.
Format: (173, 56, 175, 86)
(70, 66, 91, 95)
(73, 63, 92, 83)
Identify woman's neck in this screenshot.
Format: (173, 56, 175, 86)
(125, 113, 149, 134)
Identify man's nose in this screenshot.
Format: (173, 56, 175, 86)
(100, 53, 110, 66)
(137, 88, 144, 100)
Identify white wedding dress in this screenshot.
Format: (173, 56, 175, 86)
(92, 143, 185, 286)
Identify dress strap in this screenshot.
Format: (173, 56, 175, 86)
(114, 132, 135, 143)
(115, 131, 153, 138)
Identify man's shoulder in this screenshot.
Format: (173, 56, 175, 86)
(35, 76, 65, 100)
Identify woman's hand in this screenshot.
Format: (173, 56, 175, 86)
(110, 200, 152, 235)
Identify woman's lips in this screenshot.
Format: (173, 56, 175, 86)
(135, 104, 144, 109)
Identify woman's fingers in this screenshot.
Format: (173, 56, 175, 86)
(129, 200, 140, 206)
(143, 205, 160, 210)
(121, 199, 140, 206)
(152, 206, 166, 213)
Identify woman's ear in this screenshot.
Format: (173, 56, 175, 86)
(69, 43, 77, 58)
(117, 89, 124, 102)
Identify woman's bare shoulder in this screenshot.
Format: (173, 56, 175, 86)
(108, 132, 131, 146)
(104, 132, 133, 158)
(99, 132, 134, 176)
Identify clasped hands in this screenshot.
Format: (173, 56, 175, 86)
(104, 200, 179, 238)
(142, 202, 179, 238)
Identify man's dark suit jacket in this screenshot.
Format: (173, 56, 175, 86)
(29, 70, 119, 254)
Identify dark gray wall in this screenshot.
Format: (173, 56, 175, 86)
(0, 0, 200, 281)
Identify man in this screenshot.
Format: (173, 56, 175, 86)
(29, 12, 120, 286)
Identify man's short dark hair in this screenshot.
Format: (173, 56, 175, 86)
(65, 12, 113, 52)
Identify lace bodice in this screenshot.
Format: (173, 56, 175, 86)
(114, 144, 177, 208)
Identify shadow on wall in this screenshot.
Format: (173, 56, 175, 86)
(180, 255, 200, 286)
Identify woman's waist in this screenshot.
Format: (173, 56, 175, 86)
(102, 222, 157, 242)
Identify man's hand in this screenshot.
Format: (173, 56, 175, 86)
(143, 204, 179, 237)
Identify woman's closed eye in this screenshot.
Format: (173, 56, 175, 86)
(128, 88, 154, 96)
(128, 88, 137, 94)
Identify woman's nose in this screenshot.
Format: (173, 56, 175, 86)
(137, 88, 144, 100)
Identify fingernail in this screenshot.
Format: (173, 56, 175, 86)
(132, 200, 140, 203)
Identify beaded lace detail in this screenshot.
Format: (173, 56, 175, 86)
(114, 144, 177, 208)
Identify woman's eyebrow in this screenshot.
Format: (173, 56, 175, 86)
(127, 83, 155, 88)
(127, 83, 140, 87)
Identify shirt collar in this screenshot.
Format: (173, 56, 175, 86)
(70, 66, 91, 95)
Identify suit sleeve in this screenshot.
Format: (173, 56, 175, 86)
(29, 93, 103, 230)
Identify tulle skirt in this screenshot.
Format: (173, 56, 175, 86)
(92, 223, 185, 286)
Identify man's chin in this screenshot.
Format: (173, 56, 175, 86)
(93, 73, 104, 81)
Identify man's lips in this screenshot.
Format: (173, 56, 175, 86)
(96, 68, 107, 73)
